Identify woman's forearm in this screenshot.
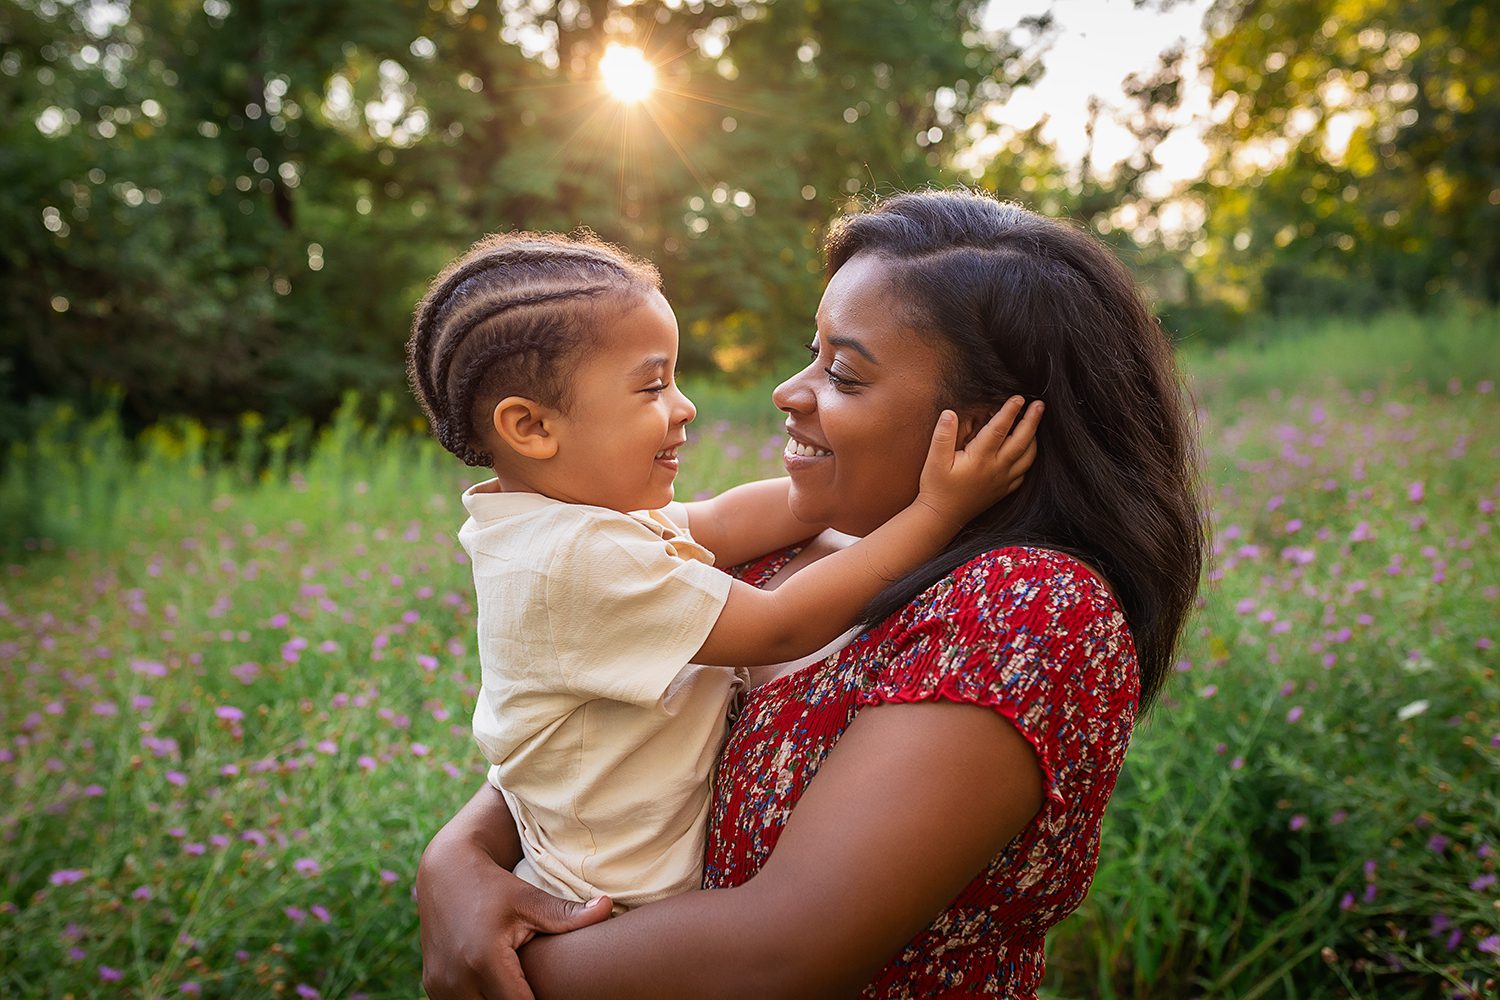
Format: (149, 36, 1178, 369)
(425, 780, 523, 869)
(521, 701, 1042, 1000)
(521, 882, 822, 1000)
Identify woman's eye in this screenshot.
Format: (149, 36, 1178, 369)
(644, 383, 666, 395)
(804, 342, 819, 359)
(825, 367, 859, 390)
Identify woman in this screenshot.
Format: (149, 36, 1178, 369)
(417, 189, 1203, 998)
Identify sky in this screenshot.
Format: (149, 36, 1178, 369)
(979, 0, 1218, 189)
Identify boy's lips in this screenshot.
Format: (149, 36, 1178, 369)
(654, 438, 686, 467)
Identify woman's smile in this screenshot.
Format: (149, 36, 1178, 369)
(782, 425, 833, 467)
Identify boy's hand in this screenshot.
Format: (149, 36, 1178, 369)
(915, 396, 1042, 527)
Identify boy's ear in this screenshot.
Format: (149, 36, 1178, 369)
(491, 396, 561, 460)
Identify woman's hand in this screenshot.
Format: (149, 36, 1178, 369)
(417, 785, 612, 999)
(916, 396, 1042, 527)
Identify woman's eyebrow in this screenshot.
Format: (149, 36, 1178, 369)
(826, 335, 879, 365)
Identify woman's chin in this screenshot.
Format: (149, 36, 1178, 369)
(786, 486, 829, 529)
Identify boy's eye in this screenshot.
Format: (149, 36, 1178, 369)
(804, 342, 819, 359)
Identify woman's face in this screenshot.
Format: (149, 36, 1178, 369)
(772, 253, 952, 537)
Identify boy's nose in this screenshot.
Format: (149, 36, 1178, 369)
(674, 387, 697, 424)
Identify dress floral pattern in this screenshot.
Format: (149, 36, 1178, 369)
(704, 546, 1139, 998)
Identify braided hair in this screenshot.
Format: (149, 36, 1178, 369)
(407, 231, 661, 467)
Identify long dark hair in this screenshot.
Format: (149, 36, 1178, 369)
(840, 190, 1204, 711)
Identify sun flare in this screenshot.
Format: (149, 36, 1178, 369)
(599, 44, 655, 104)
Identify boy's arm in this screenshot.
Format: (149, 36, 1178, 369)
(682, 478, 820, 569)
(693, 399, 1042, 668)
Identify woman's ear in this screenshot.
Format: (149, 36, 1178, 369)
(955, 406, 991, 449)
(491, 396, 560, 460)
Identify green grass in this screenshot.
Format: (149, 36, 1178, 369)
(2, 311, 1498, 998)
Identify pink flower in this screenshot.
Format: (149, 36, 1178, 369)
(1289, 814, 1306, 831)
(99, 966, 123, 982)
(215, 706, 244, 722)
(166, 771, 188, 787)
(380, 869, 399, 884)
(230, 662, 261, 684)
(1407, 481, 1425, 503)
(293, 857, 321, 877)
(1286, 706, 1303, 723)
(49, 869, 87, 886)
(410, 743, 430, 757)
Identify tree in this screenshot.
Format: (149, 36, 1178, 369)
(1, 0, 1044, 434)
(1191, 0, 1500, 315)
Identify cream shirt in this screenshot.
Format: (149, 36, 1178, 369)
(457, 481, 736, 908)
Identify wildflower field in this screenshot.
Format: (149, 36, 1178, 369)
(1, 311, 1497, 999)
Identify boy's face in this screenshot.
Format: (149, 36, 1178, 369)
(544, 290, 696, 513)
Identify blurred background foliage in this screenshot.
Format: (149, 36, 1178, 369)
(2, 0, 1497, 441)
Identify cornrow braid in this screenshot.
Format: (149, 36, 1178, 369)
(407, 231, 660, 467)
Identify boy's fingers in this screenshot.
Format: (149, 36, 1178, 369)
(996, 400, 1044, 461)
(967, 396, 1026, 452)
(924, 409, 959, 469)
(1008, 438, 1039, 477)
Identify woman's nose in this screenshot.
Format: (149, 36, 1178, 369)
(772, 368, 812, 414)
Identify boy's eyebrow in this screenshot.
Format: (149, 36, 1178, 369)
(627, 354, 669, 379)
(827, 334, 879, 365)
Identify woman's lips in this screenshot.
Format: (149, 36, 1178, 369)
(782, 434, 832, 471)
(783, 436, 832, 458)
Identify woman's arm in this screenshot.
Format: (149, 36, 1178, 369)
(418, 784, 612, 999)
(683, 478, 821, 569)
(519, 700, 1045, 999)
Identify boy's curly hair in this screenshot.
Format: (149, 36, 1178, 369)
(406, 231, 661, 467)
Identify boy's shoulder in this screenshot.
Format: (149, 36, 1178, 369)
(459, 490, 669, 566)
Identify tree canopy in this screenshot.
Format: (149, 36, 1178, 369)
(3, 0, 1496, 435)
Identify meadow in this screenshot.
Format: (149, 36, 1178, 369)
(1, 309, 1498, 998)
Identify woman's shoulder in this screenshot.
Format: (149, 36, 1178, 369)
(904, 545, 1122, 629)
(868, 545, 1138, 698)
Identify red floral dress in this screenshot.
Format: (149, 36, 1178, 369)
(704, 546, 1139, 998)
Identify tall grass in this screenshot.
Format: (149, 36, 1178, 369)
(1, 312, 1497, 998)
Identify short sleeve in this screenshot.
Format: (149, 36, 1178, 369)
(857, 548, 1139, 808)
(546, 512, 733, 707)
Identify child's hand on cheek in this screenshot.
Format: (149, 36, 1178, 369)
(915, 397, 1043, 527)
